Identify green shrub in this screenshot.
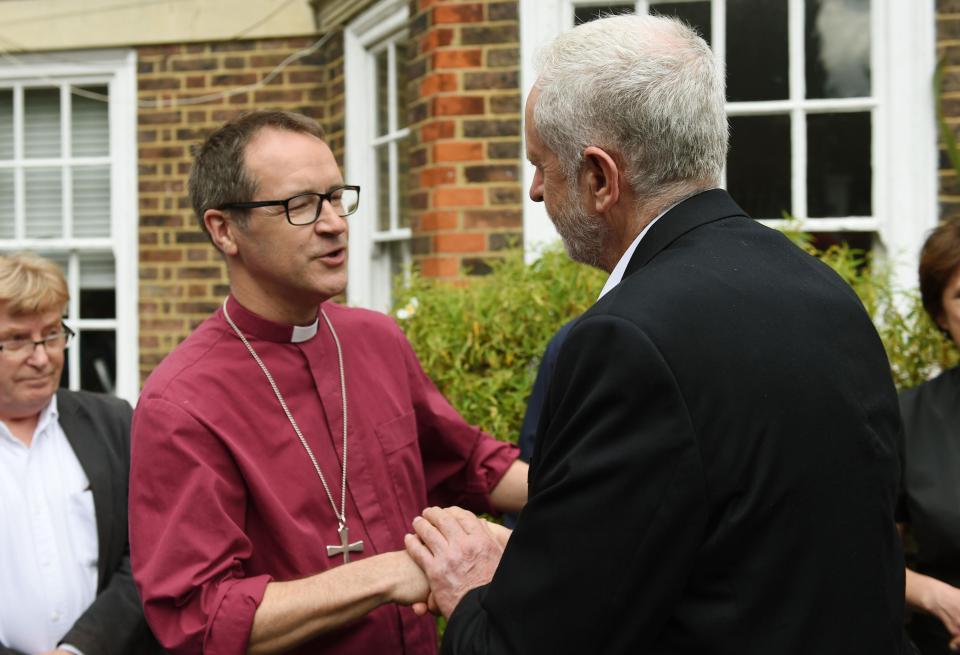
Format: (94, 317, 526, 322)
(393, 248, 604, 443)
(392, 241, 958, 442)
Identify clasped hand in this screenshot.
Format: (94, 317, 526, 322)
(403, 506, 510, 618)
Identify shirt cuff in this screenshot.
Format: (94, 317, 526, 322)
(59, 643, 85, 655)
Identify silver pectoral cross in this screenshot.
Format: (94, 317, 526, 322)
(327, 523, 364, 563)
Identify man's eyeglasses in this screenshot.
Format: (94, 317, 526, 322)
(218, 185, 361, 226)
(0, 323, 75, 358)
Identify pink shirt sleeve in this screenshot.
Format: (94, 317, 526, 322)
(395, 326, 520, 514)
(130, 397, 271, 655)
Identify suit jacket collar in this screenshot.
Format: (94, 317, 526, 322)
(57, 389, 113, 589)
(623, 189, 748, 279)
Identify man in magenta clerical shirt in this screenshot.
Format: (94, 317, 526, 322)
(128, 110, 528, 655)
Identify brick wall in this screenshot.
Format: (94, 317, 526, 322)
(939, 0, 960, 221)
(136, 35, 341, 383)
(406, 0, 524, 278)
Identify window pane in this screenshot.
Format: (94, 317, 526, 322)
(0, 89, 12, 160)
(35, 250, 67, 273)
(71, 87, 110, 157)
(726, 0, 788, 101)
(0, 169, 13, 239)
(376, 143, 390, 231)
(650, 2, 711, 45)
(574, 3, 634, 25)
(807, 112, 871, 218)
(72, 165, 111, 237)
(24, 88, 61, 158)
(806, 0, 870, 99)
(398, 135, 412, 229)
(727, 114, 791, 219)
(395, 40, 409, 130)
(375, 48, 389, 137)
(78, 329, 116, 394)
(808, 231, 874, 255)
(79, 251, 115, 319)
(25, 167, 62, 238)
(387, 239, 409, 281)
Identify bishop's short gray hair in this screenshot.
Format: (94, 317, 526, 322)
(533, 13, 728, 198)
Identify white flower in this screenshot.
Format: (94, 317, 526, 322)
(396, 297, 419, 320)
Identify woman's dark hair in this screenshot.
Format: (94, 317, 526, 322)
(919, 219, 960, 326)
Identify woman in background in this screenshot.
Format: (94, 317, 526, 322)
(900, 219, 960, 654)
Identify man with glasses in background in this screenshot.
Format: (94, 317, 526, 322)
(129, 110, 527, 655)
(0, 253, 158, 655)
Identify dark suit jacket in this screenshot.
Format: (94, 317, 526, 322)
(444, 190, 906, 654)
(1, 390, 159, 655)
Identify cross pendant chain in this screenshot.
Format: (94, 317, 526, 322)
(222, 300, 362, 566)
(327, 523, 364, 563)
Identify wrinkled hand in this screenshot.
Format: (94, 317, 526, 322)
(928, 580, 960, 651)
(404, 506, 506, 618)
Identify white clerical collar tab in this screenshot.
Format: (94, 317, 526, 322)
(291, 320, 319, 343)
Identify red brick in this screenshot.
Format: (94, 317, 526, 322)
(436, 232, 486, 253)
(288, 70, 321, 84)
(420, 257, 460, 277)
(420, 28, 456, 53)
(420, 166, 457, 186)
(253, 89, 305, 103)
(141, 250, 184, 263)
(434, 141, 484, 162)
(433, 187, 485, 207)
(139, 111, 182, 125)
(421, 72, 459, 96)
(463, 209, 522, 229)
(140, 77, 182, 91)
(139, 146, 186, 159)
(433, 96, 484, 116)
(433, 49, 483, 69)
(434, 4, 483, 24)
(420, 211, 459, 231)
(420, 120, 456, 142)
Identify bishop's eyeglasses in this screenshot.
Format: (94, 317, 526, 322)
(218, 185, 361, 226)
(0, 323, 75, 358)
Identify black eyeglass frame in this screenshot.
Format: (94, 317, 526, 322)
(0, 322, 76, 354)
(217, 184, 361, 225)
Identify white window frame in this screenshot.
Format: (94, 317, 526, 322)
(520, 0, 937, 291)
(0, 49, 139, 403)
(345, 0, 412, 311)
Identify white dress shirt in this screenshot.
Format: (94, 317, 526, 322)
(598, 213, 664, 300)
(0, 396, 98, 653)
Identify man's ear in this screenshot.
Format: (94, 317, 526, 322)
(582, 146, 620, 213)
(203, 209, 239, 256)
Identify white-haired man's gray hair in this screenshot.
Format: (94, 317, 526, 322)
(533, 13, 728, 199)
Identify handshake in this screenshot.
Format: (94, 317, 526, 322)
(389, 506, 513, 619)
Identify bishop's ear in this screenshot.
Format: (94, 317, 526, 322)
(203, 209, 239, 256)
(581, 146, 620, 213)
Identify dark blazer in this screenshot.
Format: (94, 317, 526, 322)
(443, 190, 906, 654)
(1, 389, 159, 655)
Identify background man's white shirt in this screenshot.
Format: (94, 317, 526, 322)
(0, 395, 98, 653)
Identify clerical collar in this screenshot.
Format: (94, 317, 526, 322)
(221, 295, 320, 343)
